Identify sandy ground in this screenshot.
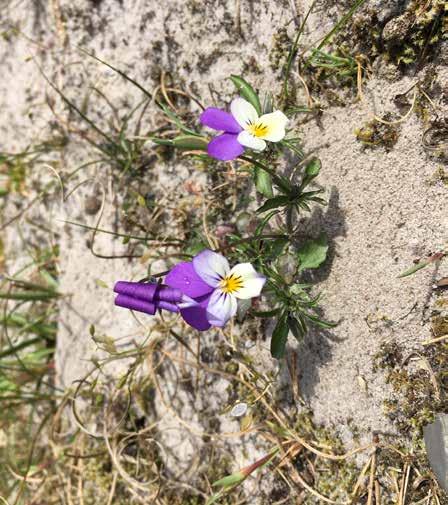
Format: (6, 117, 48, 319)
(1, 0, 447, 492)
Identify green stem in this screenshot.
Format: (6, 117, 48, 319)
(286, 207, 295, 236)
(0, 291, 59, 301)
(234, 234, 289, 245)
(282, 0, 318, 101)
(239, 155, 290, 193)
(0, 337, 42, 360)
(60, 220, 183, 244)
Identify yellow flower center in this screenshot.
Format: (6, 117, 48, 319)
(247, 122, 268, 138)
(220, 274, 243, 294)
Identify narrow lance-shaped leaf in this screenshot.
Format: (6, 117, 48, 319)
(159, 104, 199, 136)
(300, 157, 321, 188)
(0, 291, 59, 301)
(271, 315, 289, 359)
(142, 135, 209, 151)
(172, 135, 208, 150)
(297, 233, 329, 271)
(303, 311, 337, 329)
(257, 195, 290, 213)
(287, 314, 306, 341)
(212, 448, 278, 488)
(151, 138, 174, 146)
(398, 261, 430, 278)
(212, 471, 246, 488)
(229, 75, 262, 115)
(269, 238, 289, 258)
(207, 449, 279, 505)
(398, 251, 446, 278)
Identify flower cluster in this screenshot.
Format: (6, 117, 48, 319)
(114, 249, 266, 331)
(200, 97, 288, 161)
(116, 78, 330, 358)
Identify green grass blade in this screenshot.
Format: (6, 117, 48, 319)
(37, 63, 116, 147)
(80, 48, 155, 101)
(0, 291, 59, 301)
(0, 337, 42, 360)
(282, 0, 318, 100)
(305, 0, 368, 65)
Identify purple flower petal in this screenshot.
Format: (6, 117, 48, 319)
(206, 290, 237, 327)
(114, 282, 184, 304)
(115, 294, 156, 315)
(200, 107, 242, 134)
(165, 261, 214, 299)
(178, 294, 199, 308)
(157, 300, 180, 313)
(207, 133, 244, 161)
(180, 293, 212, 331)
(156, 286, 183, 303)
(193, 249, 229, 287)
(114, 281, 158, 301)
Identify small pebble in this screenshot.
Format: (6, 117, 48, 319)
(84, 195, 102, 215)
(230, 403, 248, 417)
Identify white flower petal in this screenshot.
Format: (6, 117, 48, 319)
(193, 249, 230, 287)
(237, 131, 266, 151)
(231, 97, 258, 129)
(206, 289, 237, 327)
(228, 263, 266, 299)
(256, 110, 288, 142)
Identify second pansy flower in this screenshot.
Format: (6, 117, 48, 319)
(166, 249, 266, 330)
(114, 250, 266, 332)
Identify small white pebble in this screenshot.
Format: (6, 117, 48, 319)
(230, 403, 248, 417)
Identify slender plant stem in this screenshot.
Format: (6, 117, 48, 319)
(239, 155, 290, 193)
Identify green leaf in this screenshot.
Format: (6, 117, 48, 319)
(151, 137, 173, 146)
(254, 166, 273, 198)
(304, 0, 368, 64)
(270, 316, 289, 359)
(254, 209, 280, 236)
(269, 238, 288, 258)
(229, 75, 262, 115)
(303, 312, 337, 329)
(257, 195, 290, 213)
(287, 315, 306, 341)
(172, 135, 208, 150)
(305, 157, 321, 178)
(398, 261, 430, 278)
(297, 233, 329, 271)
(0, 291, 58, 301)
(212, 471, 246, 488)
(158, 103, 199, 136)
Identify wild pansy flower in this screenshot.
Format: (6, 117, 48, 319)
(200, 97, 288, 161)
(165, 249, 266, 330)
(115, 250, 266, 332)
